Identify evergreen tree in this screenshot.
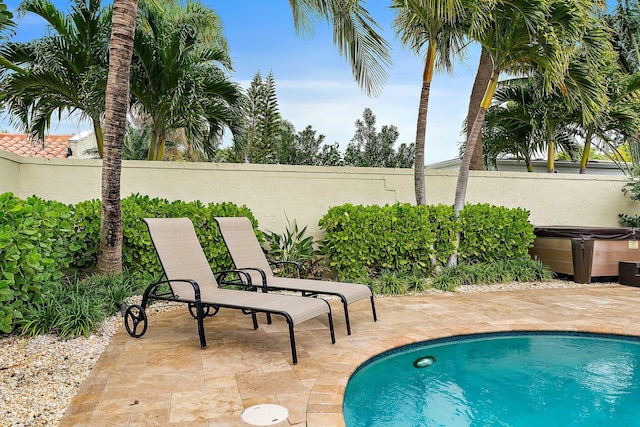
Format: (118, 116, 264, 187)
(344, 108, 414, 168)
(236, 70, 283, 163)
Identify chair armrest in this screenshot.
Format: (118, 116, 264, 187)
(142, 278, 202, 306)
(234, 267, 269, 292)
(215, 269, 263, 292)
(269, 260, 302, 278)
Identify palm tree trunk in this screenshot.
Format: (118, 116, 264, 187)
(526, 159, 533, 172)
(547, 138, 555, 173)
(449, 70, 499, 267)
(96, 0, 139, 275)
(92, 118, 104, 158)
(467, 48, 492, 171)
(155, 133, 166, 161)
(414, 43, 436, 206)
(147, 129, 158, 160)
(579, 128, 593, 174)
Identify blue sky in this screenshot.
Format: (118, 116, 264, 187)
(1, 0, 482, 164)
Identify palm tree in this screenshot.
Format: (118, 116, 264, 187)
(1, 0, 110, 156)
(467, 47, 493, 170)
(96, 0, 138, 275)
(0, 0, 22, 74)
(392, 0, 467, 205)
(577, 69, 640, 174)
(0, 0, 12, 28)
(96, 0, 391, 274)
(450, 0, 608, 265)
(610, 0, 640, 73)
(482, 77, 581, 171)
(130, 0, 243, 161)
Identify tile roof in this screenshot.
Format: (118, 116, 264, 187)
(0, 133, 72, 159)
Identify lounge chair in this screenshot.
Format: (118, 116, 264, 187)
(214, 217, 377, 335)
(122, 217, 335, 364)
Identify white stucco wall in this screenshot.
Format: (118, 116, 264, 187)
(1, 151, 638, 235)
(0, 151, 20, 194)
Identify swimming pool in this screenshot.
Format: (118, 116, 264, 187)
(343, 332, 640, 426)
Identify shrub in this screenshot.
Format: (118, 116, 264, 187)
(0, 192, 259, 334)
(0, 193, 75, 333)
(459, 204, 535, 263)
(319, 202, 534, 281)
(319, 203, 438, 280)
(67, 194, 260, 281)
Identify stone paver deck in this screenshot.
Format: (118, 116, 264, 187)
(59, 285, 640, 426)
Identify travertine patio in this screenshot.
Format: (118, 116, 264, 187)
(59, 285, 640, 426)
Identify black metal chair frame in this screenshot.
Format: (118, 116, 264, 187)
(123, 270, 335, 364)
(243, 260, 378, 336)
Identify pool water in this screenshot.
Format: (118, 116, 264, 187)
(343, 332, 640, 426)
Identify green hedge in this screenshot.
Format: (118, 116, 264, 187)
(0, 194, 74, 333)
(0, 192, 259, 333)
(69, 194, 261, 279)
(459, 203, 535, 263)
(319, 203, 535, 281)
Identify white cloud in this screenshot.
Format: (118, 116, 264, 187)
(268, 76, 472, 163)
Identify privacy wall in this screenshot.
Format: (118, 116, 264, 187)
(1, 151, 636, 235)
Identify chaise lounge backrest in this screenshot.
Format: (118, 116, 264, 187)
(214, 217, 274, 283)
(145, 217, 219, 299)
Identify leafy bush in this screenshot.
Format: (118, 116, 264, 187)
(67, 194, 259, 281)
(620, 180, 640, 226)
(0, 192, 259, 334)
(0, 193, 75, 333)
(619, 213, 640, 227)
(319, 203, 534, 281)
(459, 204, 535, 263)
(319, 203, 438, 280)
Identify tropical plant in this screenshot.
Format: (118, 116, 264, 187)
(0, 0, 12, 27)
(264, 219, 321, 278)
(96, 0, 391, 274)
(466, 48, 493, 170)
(131, 0, 243, 161)
(576, 69, 640, 174)
(450, 0, 609, 265)
(392, 0, 468, 204)
(0, 0, 20, 74)
(0, 0, 111, 156)
(431, 258, 553, 291)
(610, 0, 640, 74)
(482, 77, 582, 171)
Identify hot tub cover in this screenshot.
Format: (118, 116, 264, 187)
(534, 226, 640, 240)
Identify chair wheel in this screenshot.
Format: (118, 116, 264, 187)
(124, 304, 148, 338)
(188, 303, 219, 319)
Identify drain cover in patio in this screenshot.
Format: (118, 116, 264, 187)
(241, 404, 289, 426)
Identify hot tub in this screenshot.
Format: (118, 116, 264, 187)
(529, 226, 640, 283)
